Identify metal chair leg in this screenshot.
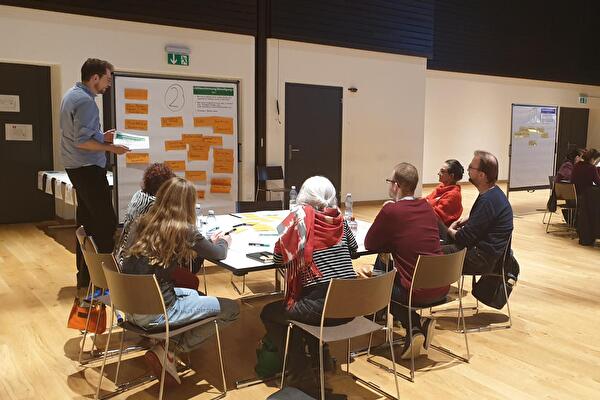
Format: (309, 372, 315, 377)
(280, 323, 292, 389)
(79, 283, 94, 364)
(319, 341, 326, 400)
(95, 309, 114, 399)
(215, 321, 227, 394)
(158, 338, 168, 400)
(114, 328, 125, 385)
(388, 328, 401, 399)
(408, 307, 415, 382)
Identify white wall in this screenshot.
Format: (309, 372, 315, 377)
(0, 5, 256, 204)
(266, 39, 427, 201)
(424, 70, 600, 184)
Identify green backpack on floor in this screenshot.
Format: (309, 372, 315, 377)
(255, 336, 283, 378)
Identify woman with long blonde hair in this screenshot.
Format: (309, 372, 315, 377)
(122, 177, 239, 386)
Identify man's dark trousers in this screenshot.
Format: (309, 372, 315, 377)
(66, 165, 116, 287)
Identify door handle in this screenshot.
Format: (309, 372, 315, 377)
(288, 145, 300, 160)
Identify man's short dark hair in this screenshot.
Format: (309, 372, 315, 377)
(445, 159, 464, 181)
(474, 150, 499, 184)
(81, 58, 114, 82)
(582, 148, 600, 163)
(393, 162, 419, 194)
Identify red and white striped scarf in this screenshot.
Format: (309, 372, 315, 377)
(276, 205, 344, 308)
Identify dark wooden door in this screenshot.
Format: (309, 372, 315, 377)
(0, 63, 54, 223)
(556, 107, 589, 171)
(284, 83, 343, 200)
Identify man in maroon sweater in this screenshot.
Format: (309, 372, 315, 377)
(365, 162, 445, 360)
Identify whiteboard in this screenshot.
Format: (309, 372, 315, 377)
(508, 104, 557, 191)
(112, 73, 239, 223)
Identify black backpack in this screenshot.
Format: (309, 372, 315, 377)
(472, 251, 519, 309)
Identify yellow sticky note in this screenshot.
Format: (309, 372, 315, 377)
(253, 223, 275, 232)
(161, 116, 184, 128)
(203, 135, 223, 147)
(164, 160, 186, 171)
(213, 160, 234, 174)
(126, 152, 149, 164)
(188, 142, 210, 161)
(125, 103, 148, 114)
(124, 88, 148, 100)
(124, 119, 148, 131)
(214, 148, 234, 162)
(193, 116, 216, 127)
(181, 133, 204, 144)
(165, 140, 186, 151)
(213, 117, 233, 134)
(185, 171, 207, 181)
(210, 185, 231, 194)
(197, 190, 205, 199)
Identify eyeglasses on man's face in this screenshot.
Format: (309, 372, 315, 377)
(467, 164, 480, 171)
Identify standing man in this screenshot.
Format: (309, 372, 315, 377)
(60, 58, 129, 287)
(445, 150, 513, 274)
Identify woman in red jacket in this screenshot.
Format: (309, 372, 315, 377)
(425, 159, 464, 227)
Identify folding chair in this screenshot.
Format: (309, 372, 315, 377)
(97, 263, 227, 400)
(280, 271, 400, 400)
(542, 175, 555, 224)
(75, 227, 119, 365)
(432, 237, 514, 333)
(374, 249, 469, 382)
(546, 182, 577, 233)
(256, 166, 288, 201)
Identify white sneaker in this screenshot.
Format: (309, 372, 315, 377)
(400, 332, 425, 360)
(144, 343, 181, 386)
(421, 317, 436, 350)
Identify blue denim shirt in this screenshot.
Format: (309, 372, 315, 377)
(60, 83, 106, 168)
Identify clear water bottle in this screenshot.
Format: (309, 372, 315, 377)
(195, 204, 202, 229)
(344, 193, 353, 220)
(289, 186, 298, 210)
(348, 216, 358, 236)
(206, 209, 217, 236)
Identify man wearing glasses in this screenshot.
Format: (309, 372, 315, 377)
(444, 150, 513, 275)
(60, 58, 129, 287)
(364, 163, 445, 360)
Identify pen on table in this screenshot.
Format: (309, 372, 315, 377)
(248, 242, 271, 247)
(259, 233, 279, 236)
(229, 213, 242, 218)
(233, 223, 248, 228)
(225, 228, 236, 235)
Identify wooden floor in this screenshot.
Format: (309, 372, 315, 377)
(1, 184, 599, 399)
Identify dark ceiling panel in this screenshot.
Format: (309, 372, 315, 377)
(429, 0, 600, 86)
(1, 0, 257, 36)
(270, 0, 434, 59)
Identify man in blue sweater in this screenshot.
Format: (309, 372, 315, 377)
(444, 150, 513, 274)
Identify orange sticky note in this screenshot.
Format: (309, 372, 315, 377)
(188, 143, 210, 161)
(213, 160, 234, 173)
(214, 148, 234, 162)
(126, 152, 149, 164)
(161, 116, 184, 128)
(193, 116, 217, 127)
(211, 177, 232, 186)
(203, 136, 223, 147)
(213, 117, 233, 134)
(164, 160, 186, 171)
(125, 103, 148, 114)
(181, 134, 204, 144)
(124, 88, 148, 100)
(165, 140, 186, 151)
(210, 185, 231, 194)
(185, 171, 207, 181)
(124, 119, 148, 131)
(197, 190, 205, 199)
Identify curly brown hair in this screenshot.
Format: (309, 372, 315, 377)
(141, 163, 176, 196)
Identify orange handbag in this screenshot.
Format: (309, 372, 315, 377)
(67, 298, 107, 334)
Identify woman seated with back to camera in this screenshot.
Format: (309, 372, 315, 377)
(571, 148, 600, 194)
(122, 177, 239, 386)
(556, 148, 583, 182)
(425, 159, 464, 227)
(259, 176, 357, 382)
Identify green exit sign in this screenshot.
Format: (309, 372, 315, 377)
(167, 53, 189, 66)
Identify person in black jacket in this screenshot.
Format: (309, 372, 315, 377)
(444, 150, 513, 275)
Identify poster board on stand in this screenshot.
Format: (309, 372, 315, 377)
(111, 72, 239, 223)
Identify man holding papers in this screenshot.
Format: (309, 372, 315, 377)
(60, 58, 130, 287)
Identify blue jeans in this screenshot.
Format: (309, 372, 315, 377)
(129, 288, 239, 352)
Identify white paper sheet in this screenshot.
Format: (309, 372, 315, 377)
(113, 131, 149, 150)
